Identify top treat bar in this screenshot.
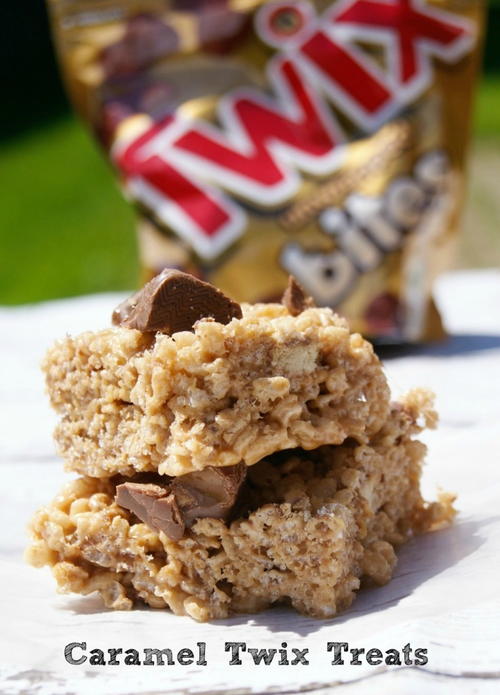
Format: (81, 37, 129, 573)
(43, 273, 390, 478)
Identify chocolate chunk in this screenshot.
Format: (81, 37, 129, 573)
(149, 495, 185, 540)
(281, 276, 315, 316)
(115, 463, 247, 540)
(171, 463, 247, 524)
(115, 482, 185, 541)
(112, 269, 242, 334)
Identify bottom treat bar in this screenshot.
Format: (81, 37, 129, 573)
(26, 391, 454, 621)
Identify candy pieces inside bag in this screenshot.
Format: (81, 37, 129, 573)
(47, 0, 485, 342)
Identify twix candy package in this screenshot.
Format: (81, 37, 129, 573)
(46, 0, 485, 341)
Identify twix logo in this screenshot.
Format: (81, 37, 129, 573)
(115, 0, 475, 260)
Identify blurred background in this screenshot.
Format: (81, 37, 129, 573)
(0, 0, 499, 306)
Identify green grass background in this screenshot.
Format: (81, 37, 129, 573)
(1, 75, 499, 305)
(0, 119, 138, 304)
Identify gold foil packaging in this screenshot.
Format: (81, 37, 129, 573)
(46, 0, 485, 341)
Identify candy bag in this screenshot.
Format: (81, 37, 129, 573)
(46, 0, 485, 340)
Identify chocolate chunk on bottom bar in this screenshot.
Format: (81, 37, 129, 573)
(26, 391, 454, 621)
(114, 463, 247, 540)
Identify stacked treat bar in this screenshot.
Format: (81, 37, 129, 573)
(26, 273, 454, 621)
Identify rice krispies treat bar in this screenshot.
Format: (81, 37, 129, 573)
(27, 391, 454, 621)
(43, 303, 390, 478)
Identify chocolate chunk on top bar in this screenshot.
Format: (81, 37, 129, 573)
(112, 269, 242, 334)
(281, 276, 315, 316)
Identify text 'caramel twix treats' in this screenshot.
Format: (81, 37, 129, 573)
(26, 272, 455, 621)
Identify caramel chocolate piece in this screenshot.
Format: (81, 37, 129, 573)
(171, 463, 246, 524)
(115, 482, 184, 541)
(112, 269, 242, 334)
(115, 463, 247, 540)
(282, 276, 315, 316)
